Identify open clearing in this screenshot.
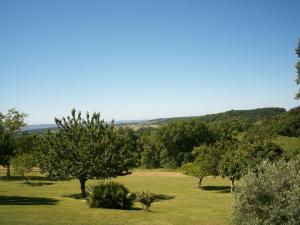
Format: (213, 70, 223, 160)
(0, 171, 232, 225)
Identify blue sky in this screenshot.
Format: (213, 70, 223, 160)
(0, 0, 300, 124)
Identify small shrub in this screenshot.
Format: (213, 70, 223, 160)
(136, 191, 155, 210)
(87, 181, 134, 209)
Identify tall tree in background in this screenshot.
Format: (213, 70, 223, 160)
(37, 109, 132, 197)
(0, 123, 14, 176)
(0, 109, 27, 176)
(296, 39, 300, 99)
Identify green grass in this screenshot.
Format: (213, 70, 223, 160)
(274, 135, 300, 158)
(0, 171, 232, 225)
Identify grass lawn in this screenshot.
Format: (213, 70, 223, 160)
(0, 170, 232, 225)
(274, 135, 300, 158)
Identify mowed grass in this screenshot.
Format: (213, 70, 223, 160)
(0, 170, 232, 225)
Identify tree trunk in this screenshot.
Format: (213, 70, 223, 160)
(230, 178, 235, 192)
(23, 175, 30, 184)
(6, 163, 11, 177)
(79, 177, 87, 197)
(198, 176, 204, 188)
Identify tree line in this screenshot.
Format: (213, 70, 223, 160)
(1, 105, 299, 195)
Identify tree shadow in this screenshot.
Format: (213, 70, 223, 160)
(62, 193, 85, 199)
(0, 196, 59, 205)
(0, 176, 49, 182)
(0, 176, 70, 182)
(26, 182, 54, 187)
(0, 176, 71, 181)
(153, 194, 175, 202)
(127, 207, 143, 211)
(201, 186, 231, 193)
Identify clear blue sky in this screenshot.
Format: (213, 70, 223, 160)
(0, 0, 299, 124)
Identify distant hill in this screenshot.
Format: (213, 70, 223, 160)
(22, 107, 286, 133)
(143, 107, 286, 125)
(21, 124, 58, 134)
(21, 120, 147, 133)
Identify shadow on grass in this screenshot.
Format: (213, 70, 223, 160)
(0, 176, 70, 182)
(0, 196, 59, 205)
(63, 193, 85, 199)
(201, 186, 231, 193)
(153, 194, 175, 202)
(127, 207, 143, 211)
(26, 182, 54, 187)
(0, 176, 48, 182)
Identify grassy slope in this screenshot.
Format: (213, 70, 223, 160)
(0, 171, 232, 225)
(275, 135, 300, 158)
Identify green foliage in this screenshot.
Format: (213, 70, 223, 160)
(11, 153, 35, 184)
(270, 106, 300, 137)
(0, 109, 27, 176)
(139, 119, 213, 168)
(114, 127, 138, 169)
(181, 161, 205, 187)
(136, 191, 155, 210)
(148, 107, 285, 127)
(0, 109, 27, 134)
(217, 139, 242, 192)
(0, 123, 14, 167)
(217, 127, 283, 191)
(139, 134, 161, 168)
(15, 133, 36, 155)
(187, 124, 283, 192)
(239, 128, 283, 173)
(87, 181, 134, 209)
(232, 158, 300, 225)
(208, 119, 243, 141)
(37, 109, 132, 196)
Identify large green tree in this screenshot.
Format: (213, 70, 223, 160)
(114, 127, 138, 168)
(217, 138, 243, 192)
(0, 123, 14, 176)
(239, 127, 283, 173)
(0, 109, 27, 176)
(154, 120, 213, 168)
(37, 109, 132, 197)
(139, 133, 162, 168)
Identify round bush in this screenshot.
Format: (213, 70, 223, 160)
(88, 181, 134, 209)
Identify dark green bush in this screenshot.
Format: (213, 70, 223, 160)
(87, 181, 134, 209)
(136, 191, 155, 210)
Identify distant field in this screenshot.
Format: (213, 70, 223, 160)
(122, 124, 160, 131)
(275, 135, 300, 158)
(0, 171, 232, 225)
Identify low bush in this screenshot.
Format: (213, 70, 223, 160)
(232, 157, 300, 225)
(87, 181, 134, 209)
(136, 191, 155, 210)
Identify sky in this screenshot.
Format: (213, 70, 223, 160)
(0, 0, 300, 124)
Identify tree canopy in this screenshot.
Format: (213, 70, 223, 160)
(37, 109, 133, 196)
(0, 109, 27, 176)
